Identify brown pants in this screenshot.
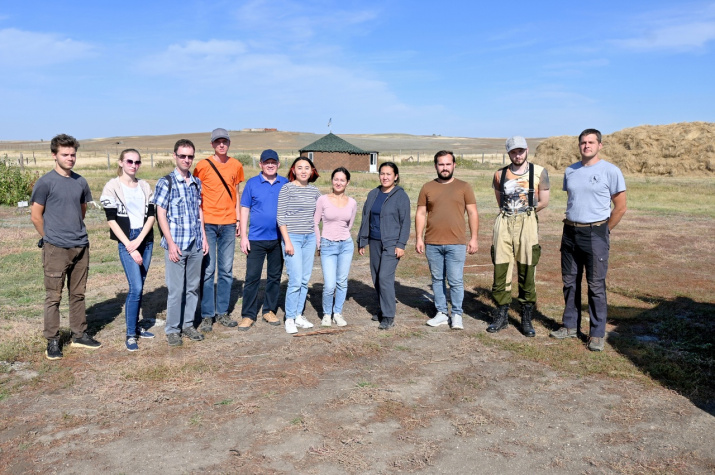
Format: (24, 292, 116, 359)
(42, 242, 89, 339)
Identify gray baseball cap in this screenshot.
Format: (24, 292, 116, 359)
(505, 136, 528, 152)
(211, 128, 230, 143)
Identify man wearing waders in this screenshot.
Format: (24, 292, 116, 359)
(487, 136, 550, 336)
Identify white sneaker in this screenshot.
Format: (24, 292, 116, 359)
(295, 315, 314, 329)
(321, 315, 332, 327)
(426, 312, 449, 327)
(451, 314, 464, 330)
(285, 319, 298, 334)
(333, 313, 347, 327)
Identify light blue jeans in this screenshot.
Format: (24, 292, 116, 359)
(118, 228, 153, 337)
(283, 233, 316, 320)
(425, 244, 466, 316)
(201, 223, 236, 318)
(320, 237, 354, 316)
(164, 243, 202, 335)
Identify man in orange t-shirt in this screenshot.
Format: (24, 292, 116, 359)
(193, 128, 245, 331)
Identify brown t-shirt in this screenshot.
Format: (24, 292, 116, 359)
(417, 178, 476, 245)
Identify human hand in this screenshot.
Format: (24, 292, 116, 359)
(131, 249, 143, 265)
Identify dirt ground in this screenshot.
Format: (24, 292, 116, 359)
(1, 203, 714, 474)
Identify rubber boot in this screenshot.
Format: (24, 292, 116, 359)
(521, 304, 535, 337)
(487, 305, 509, 333)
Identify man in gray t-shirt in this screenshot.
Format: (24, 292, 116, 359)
(30, 134, 102, 360)
(550, 129, 627, 352)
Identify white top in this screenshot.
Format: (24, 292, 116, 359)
(121, 183, 145, 229)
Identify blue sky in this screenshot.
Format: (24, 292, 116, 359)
(1, 0, 714, 140)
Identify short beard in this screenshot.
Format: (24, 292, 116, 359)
(438, 170, 454, 181)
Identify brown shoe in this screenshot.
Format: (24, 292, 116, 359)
(237, 318, 255, 331)
(262, 311, 280, 326)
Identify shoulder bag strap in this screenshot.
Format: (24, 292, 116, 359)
(205, 158, 233, 200)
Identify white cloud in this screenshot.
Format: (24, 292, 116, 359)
(612, 4, 715, 51)
(0, 28, 95, 67)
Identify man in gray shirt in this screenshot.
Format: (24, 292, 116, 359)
(550, 129, 627, 352)
(31, 134, 102, 360)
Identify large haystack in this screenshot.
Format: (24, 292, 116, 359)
(533, 122, 715, 175)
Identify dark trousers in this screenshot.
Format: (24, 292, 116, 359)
(369, 239, 400, 319)
(560, 222, 610, 338)
(42, 242, 89, 339)
(241, 239, 284, 321)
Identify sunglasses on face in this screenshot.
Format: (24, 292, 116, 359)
(125, 159, 142, 165)
(177, 154, 195, 160)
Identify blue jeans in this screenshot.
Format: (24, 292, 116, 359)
(164, 243, 202, 335)
(201, 223, 236, 318)
(320, 237, 354, 316)
(283, 233, 316, 320)
(118, 228, 153, 337)
(425, 244, 466, 316)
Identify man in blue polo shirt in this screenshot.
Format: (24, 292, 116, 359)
(237, 149, 289, 331)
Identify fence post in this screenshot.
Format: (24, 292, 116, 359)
(151, 153, 154, 168)
(20, 153, 24, 170)
(107, 153, 110, 169)
(502, 153, 505, 164)
(33, 151, 36, 164)
(481, 152, 484, 164)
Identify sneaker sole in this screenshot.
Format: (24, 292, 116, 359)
(550, 333, 578, 339)
(218, 321, 238, 328)
(262, 318, 281, 326)
(168, 341, 183, 347)
(426, 320, 449, 327)
(70, 342, 102, 349)
(126, 346, 139, 352)
(451, 325, 464, 330)
(237, 324, 254, 332)
(138, 333, 155, 339)
(45, 351, 62, 360)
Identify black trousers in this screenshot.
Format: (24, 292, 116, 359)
(241, 239, 284, 321)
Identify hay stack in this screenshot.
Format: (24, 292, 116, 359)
(533, 122, 715, 175)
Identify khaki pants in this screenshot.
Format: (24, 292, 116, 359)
(42, 242, 89, 339)
(491, 212, 541, 306)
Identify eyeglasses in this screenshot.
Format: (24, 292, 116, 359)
(125, 159, 142, 166)
(176, 154, 195, 160)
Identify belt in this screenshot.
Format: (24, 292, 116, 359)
(563, 219, 608, 227)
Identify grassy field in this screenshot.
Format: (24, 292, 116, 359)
(0, 158, 714, 473)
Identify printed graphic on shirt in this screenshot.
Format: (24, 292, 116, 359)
(501, 176, 533, 214)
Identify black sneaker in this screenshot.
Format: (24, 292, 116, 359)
(71, 332, 102, 349)
(182, 326, 205, 341)
(46, 339, 63, 360)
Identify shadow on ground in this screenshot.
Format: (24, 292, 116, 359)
(606, 294, 713, 415)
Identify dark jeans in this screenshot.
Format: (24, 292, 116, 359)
(560, 222, 610, 338)
(241, 239, 283, 321)
(369, 239, 400, 319)
(42, 242, 89, 339)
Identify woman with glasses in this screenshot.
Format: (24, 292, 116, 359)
(314, 167, 357, 327)
(100, 149, 156, 351)
(277, 157, 322, 334)
(358, 162, 411, 330)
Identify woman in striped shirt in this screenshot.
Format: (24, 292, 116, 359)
(277, 157, 322, 334)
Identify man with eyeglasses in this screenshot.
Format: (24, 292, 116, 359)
(153, 139, 209, 346)
(237, 149, 288, 331)
(193, 128, 245, 333)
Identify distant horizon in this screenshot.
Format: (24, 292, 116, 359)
(1, 1, 713, 141)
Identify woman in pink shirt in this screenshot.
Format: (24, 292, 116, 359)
(314, 167, 357, 326)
